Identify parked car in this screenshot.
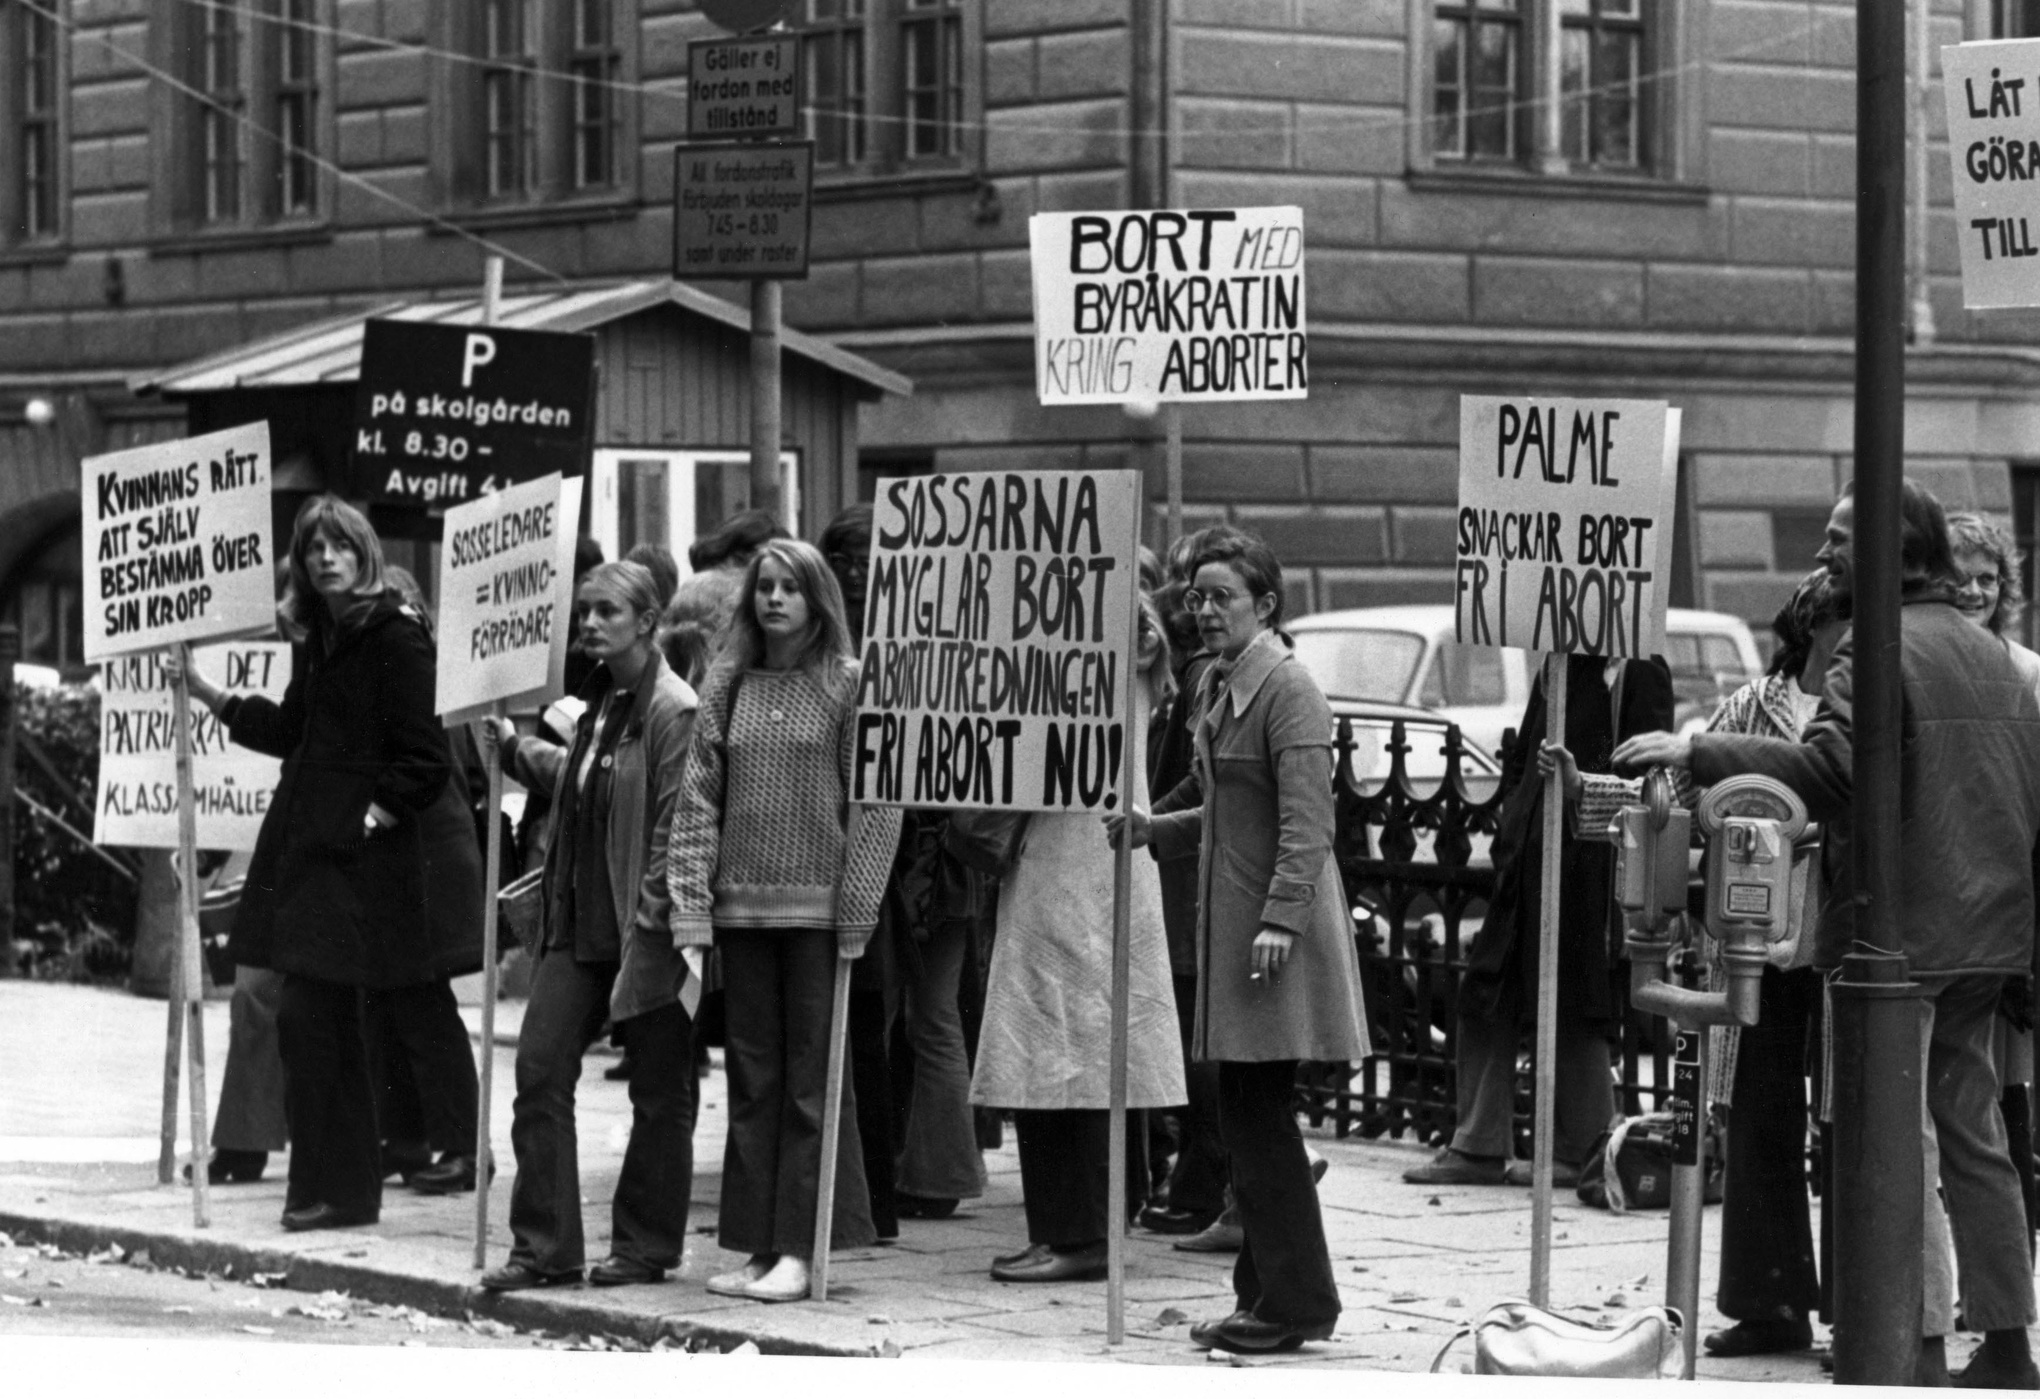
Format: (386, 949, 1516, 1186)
(1289, 605, 1765, 755)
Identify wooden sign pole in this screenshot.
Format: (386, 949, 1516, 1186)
(471, 700, 505, 1267)
(811, 952, 854, 1301)
(171, 647, 212, 1227)
(157, 915, 184, 1184)
(1105, 476, 1144, 1346)
(1528, 652, 1567, 1306)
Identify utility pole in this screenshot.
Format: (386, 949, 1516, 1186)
(1830, 1, 1927, 1384)
(0, 624, 17, 978)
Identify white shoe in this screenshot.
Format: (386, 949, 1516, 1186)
(706, 1253, 775, 1298)
(745, 1253, 810, 1303)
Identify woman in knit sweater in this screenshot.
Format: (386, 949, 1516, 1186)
(669, 539, 902, 1304)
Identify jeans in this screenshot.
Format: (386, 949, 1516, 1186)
(1013, 1109, 1147, 1249)
(717, 929, 876, 1256)
(277, 975, 381, 1216)
(214, 967, 287, 1153)
(1218, 1059, 1340, 1327)
(1450, 1009, 1614, 1166)
(1922, 974, 2036, 1332)
(367, 979, 479, 1159)
(505, 951, 697, 1273)
(895, 921, 988, 1200)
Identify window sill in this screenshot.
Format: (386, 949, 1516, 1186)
(147, 222, 334, 257)
(428, 195, 640, 234)
(1406, 165, 1711, 205)
(0, 242, 70, 268)
(812, 167, 984, 204)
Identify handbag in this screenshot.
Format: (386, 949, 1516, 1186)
(1430, 1299, 1683, 1379)
(496, 867, 545, 952)
(1575, 1112, 1724, 1211)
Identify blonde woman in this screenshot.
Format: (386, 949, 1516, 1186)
(669, 540, 902, 1303)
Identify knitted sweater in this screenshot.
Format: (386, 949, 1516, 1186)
(667, 659, 901, 949)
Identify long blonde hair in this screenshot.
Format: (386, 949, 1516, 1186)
(713, 538, 855, 689)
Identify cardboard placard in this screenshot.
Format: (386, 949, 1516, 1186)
(1028, 207, 1307, 405)
(1944, 40, 2040, 309)
(1453, 397, 1682, 658)
(94, 641, 291, 850)
(852, 470, 1141, 813)
(435, 473, 585, 722)
(82, 423, 276, 664)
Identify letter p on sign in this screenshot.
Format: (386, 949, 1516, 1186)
(461, 333, 497, 388)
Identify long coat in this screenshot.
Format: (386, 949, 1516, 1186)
(1150, 630, 1372, 1065)
(970, 703, 1186, 1110)
(1457, 654, 1673, 1031)
(226, 593, 479, 989)
(505, 651, 698, 1024)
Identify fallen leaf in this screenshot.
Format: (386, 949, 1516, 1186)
(250, 1272, 288, 1289)
(1154, 1306, 1190, 1326)
(726, 1340, 760, 1355)
(0, 1232, 13, 1249)
(1427, 1196, 1442, 1206)
(0, 1269, 22, 1280)
(239, 1325, 275, 1337)
(1351, 1265, 1369, 1273)
(1, 1295, 29, 1306)
(1445, 1296, 1464, 1308)
(130, 1249, 152, 1269)
(1604, 1292, 1628, 1308)
(878, 1339, 902, 1358)
(343, 1250, 367, 1259)
(866, 1314, 892, 1325)
(1389, 1291, 1422, 1304)
(163, 1305, 195, 1315)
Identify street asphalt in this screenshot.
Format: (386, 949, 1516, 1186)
(0, 979, 1896, 1376)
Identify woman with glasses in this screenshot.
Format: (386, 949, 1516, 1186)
(1111, 525, 1369, 1354)
(966, 593, 1185, 1282)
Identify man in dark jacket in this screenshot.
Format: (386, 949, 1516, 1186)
(1616, 480, 2040, 1389)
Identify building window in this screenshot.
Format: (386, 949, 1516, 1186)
(198, 3, 246, 223)
(11, 0, 58, 241)
(1425, 0, 1672, 177)
(1433, 1, 1524, 162)
(482, 0, 536, 199)
(902, 0, 963, 160)
(569, 0, 619, 190)
(799, 0, 978, 176)
(434, 0, 638, 209)
(1997, 1, 2040, 37)
(1561, 0, 1644, 169)
(148, 1, 331, 232)
(274, 0, 319, 216)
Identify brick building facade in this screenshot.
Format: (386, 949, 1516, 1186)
(4, 0, 2040, 669)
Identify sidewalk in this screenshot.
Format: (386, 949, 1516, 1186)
(0, 980, 1830, 1374)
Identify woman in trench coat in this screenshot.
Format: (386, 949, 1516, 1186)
(967, 593, 1186, 1283)
(1115, 525, 1370, 1355)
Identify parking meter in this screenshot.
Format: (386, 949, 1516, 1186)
(1610, 768, 1690, 939)
(1695, 776, 1807, 961)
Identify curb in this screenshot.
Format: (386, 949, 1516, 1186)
(0, 1209, 882, 1358)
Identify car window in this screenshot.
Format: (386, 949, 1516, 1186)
(1437, 644, 1506, 706)
(1292, 629, 1424, 703)
(1662, 632, 1702, 676)
(1339, 718, 1500, 785)
(1701, 634, 1747, 676)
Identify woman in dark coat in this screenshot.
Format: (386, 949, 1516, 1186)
(171, 495, 462, 1232)
(1115, 526, 1371, 1354)
(1403, 650, 1673, 1187)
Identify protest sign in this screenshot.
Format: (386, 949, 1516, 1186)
(1453, 397, 1681, 659)
(1944, 40, 2040, 309)
(94, 641, 290, 850)
(82, 422, 276, 665)
(1028, 207, 1307, 406)
(852, 469, 1142, 813)
(435, 473, 585, 722)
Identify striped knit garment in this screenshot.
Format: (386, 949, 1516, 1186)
(667, 659, 901, 951)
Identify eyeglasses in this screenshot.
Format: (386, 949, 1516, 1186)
(1183, 586, 1249, 613)
(1957, 569, 2003, 592)
(828, 553, 869, 582)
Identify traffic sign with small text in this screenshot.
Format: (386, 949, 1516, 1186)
(353, 319, 596, 506)
(673, 141, 814, 280)
(689, 35, 802, 140)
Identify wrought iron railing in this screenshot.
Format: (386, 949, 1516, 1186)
(1295, 716, 1676, 1146)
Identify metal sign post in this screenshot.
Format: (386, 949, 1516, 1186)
(1528, 652, 1565, 1307)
